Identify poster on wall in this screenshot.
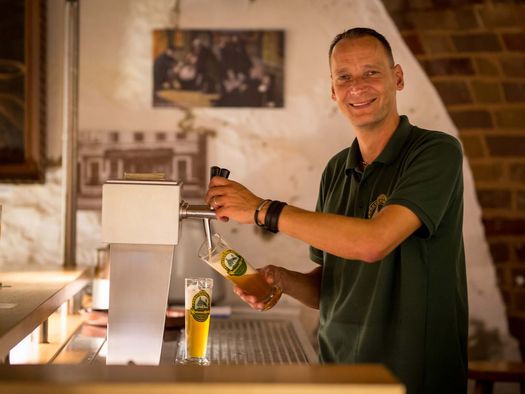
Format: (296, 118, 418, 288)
(0, 0, 46, 182)
(152, 29, 285, 108)
(76, 129, 208, 210)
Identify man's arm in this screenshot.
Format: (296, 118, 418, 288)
(279, 204, 421, 262)
(207, 177, 421, 263)
(235, 265, 322, 310)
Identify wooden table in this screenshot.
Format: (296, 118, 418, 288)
(0, 265, 91, 361)
(469, 361, 525, 394)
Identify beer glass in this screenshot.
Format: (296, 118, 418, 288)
(182, 277, 213, 365)
(198, 234, 282, 311)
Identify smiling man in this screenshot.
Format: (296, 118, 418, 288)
(206, 27, 468, 394)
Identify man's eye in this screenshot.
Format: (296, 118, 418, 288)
(338, 75, 351, 81)
(366, 70, 379, 77)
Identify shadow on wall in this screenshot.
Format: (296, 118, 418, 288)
(469, 318, 505, 361)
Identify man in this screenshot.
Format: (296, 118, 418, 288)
(206, 27, 468, 394)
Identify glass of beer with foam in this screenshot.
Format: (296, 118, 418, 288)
(182, 277, 213, 365)
(198, 234, 282, 311)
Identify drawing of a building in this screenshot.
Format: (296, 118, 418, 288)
(77, 129, 207, 210)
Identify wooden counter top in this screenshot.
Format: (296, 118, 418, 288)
(0, 266, 405, 393)
(0, 363, 405, 394)
(0, 265, 91, 359)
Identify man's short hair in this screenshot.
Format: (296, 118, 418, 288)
(329, 27, 395, 67)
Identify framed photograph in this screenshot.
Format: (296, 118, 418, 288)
(0, 0, 46, 182)
(152, 29, 284, 108)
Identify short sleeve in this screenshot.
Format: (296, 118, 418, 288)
(385, 132, 463, 238)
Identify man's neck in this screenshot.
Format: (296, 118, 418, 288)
(354, 115, 400, 164)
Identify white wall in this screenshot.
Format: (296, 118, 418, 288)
(0, 0, 519, 359)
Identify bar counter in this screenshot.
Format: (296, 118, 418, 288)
(0, 264, 91, 361)
(0, 363, 404, 393)
(0, 265, 405, 393)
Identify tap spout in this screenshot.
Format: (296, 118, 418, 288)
(179, 202, 216, 220)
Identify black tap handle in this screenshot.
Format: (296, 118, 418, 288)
(210, 166, 230, 179)
(219, 168, 230, 179)
(210, 166, 221, 179)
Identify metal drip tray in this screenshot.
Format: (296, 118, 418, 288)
(175, 317, 317, 365)
(49, 312, 318, 366)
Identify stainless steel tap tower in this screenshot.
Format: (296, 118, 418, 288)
(101, 168, 228, 365)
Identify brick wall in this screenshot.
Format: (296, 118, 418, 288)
(382, 0, 525, 357)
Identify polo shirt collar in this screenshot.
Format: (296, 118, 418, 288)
(345, 115, 412, 175)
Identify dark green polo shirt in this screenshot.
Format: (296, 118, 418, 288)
(310, 116, 468, 394)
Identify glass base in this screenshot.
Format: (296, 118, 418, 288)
(261, 286, 283, 311)
(177, 357, 210, 366)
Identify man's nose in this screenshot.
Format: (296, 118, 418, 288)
(348, 80, 367, 96)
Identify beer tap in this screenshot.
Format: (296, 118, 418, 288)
(179, 166, 230, 250)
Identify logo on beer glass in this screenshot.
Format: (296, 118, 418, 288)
(220, 249, 247, 276)
(191, 290, 211, 322)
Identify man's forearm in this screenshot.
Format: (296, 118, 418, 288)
(280, 266, 322, 309)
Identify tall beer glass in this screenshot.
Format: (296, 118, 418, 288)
(183, 277, 213, 365)
(198, 234, 282, 311)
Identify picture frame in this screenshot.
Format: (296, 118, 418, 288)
(0, 0, 46, 183)
(152, 29, 284, 108)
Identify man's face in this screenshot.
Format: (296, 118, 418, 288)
(330, 36, 404, 131)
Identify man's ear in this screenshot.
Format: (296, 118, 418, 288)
(394, 64, 404, 91)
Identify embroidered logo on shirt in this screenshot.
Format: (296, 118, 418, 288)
(368, 194, 388, 219)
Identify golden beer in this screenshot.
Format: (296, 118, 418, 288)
(228, 273, 282, 310)
(182, 278, 213, 365)
(185, 309, 210, 359)
(199, 234, 282, 311)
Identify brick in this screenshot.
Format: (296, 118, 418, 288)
(451, 33, 502, 52)
(509, 164, 525, 183)
(501, 57, 525, 78)
(470, 162, 504, 182)
(494, 109, 525, 129)
(387, 0, 432, 10)
(517, 191, 525, 211)
(496, 266, 510, 287)
(487, 136, 525, 157)
(455, 9, 480, 30)
(508, 317, 525, 343)
(420, 34, 454, 54)
(478, 4, 525, 28)
(388, 12, 415, 30)
(490, 241, 511, 263)
(515, 242, 525, 262)
(411, 10, 459, 30)
(459, 135, 486, 158)
(512, 268, 525, 289)
(502, 33, 525, 52)
(450, 109, 493, 129)
(402, 33, 425, 56)
(514, 291, 525, 312)
(504, 82, 525, 103)
(482, 218, 525, 236)
(432, 0, 484, 6)
(470, 80, 503, 103)
(433, 80, 472, 105)
(475, 57, 501, 76)
(380, 0, 405, 13)
(422, 58, 474, 76)
(477, 189, 512, 209)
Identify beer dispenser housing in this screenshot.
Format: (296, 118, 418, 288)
(101, 168, 227, 365)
